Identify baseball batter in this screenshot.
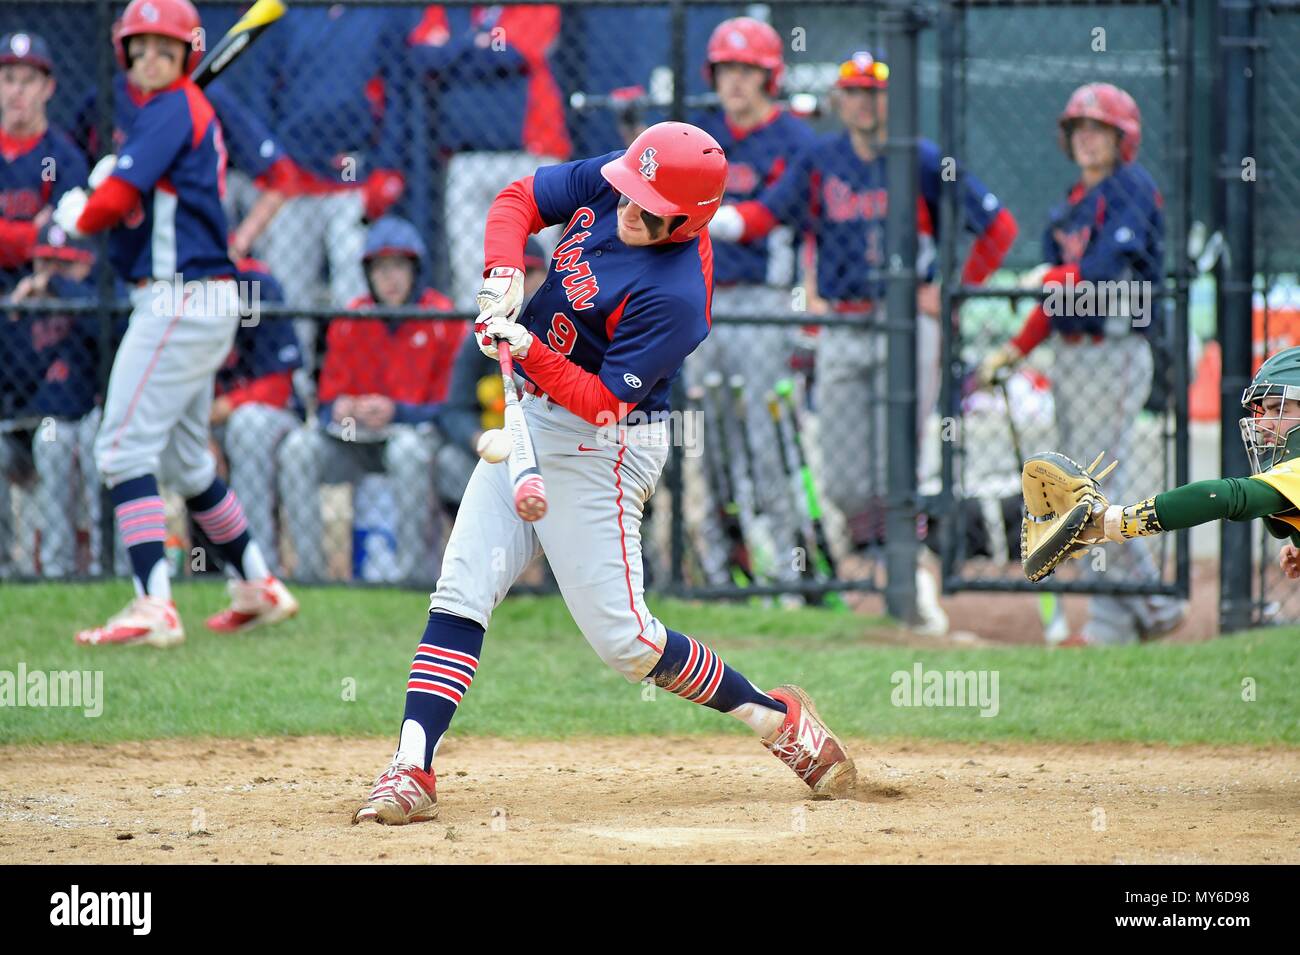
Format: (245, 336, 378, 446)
(354, 122, 856, 825)
(52, 0, 297, 646)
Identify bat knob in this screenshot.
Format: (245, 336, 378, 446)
(514, 476, 548, 523)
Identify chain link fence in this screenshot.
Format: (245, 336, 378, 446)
(935, 0, 1193, 646)
(0, 1, 1278, 641)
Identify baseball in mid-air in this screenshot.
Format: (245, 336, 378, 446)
(476, 428, 511, 463)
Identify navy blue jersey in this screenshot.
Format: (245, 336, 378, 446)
(0, 127, 88, 289)
(78, 76, 283, 182)
(4, 274, 100, 420)
(757, 134, 1003, 302)
(525, 151, 713, 415)
(108, 77, 233, 282)
(696, 108, 817, 286)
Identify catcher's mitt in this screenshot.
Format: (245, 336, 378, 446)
(1020, 451, 1118, 582)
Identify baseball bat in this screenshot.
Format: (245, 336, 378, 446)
(692, 381, 751, 588)
(498, 342, 547, 522)
(726, 374, 779, 586)
(190, 0, 287, 90)
(767, 385, 846, 610)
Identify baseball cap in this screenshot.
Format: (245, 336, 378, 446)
(34, 221, 95, 264)
(0, 33, 54, 74)
(835, 51, 889, 89)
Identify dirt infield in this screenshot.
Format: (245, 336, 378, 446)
(1, 736, 1296, 864)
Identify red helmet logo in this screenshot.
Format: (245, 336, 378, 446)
(638, 147, 659, 181)
(140, 3, 160, 22)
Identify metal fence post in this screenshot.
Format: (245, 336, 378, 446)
(1216, 0, 1258, 633)
(884, 1, 922, 623)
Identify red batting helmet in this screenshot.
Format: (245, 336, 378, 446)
(705, 17, 784, 96)
(114, 0, 203, 75)
(601, 122, 728, 243)
(1058, 82, 1141, 164)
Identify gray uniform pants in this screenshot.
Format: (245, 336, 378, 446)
(278, 424, 442, 584)
(1052, 334, 1185, 644)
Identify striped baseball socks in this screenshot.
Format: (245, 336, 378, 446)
(396, 612, 484, 771)
(648, 629, 788, 737)
(187, 478, 269, 581)
(111, 475, 169, 599)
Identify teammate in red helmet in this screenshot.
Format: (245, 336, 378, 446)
(353, 121, 858, 825)
(53, 0, 299, 646)
(979, 81, 1186, 646)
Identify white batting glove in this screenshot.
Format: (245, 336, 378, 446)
(1018, 262, 1053, 290)
(477, 317, 532, 360)
(475, 266, 524, 325)
(977, 341, 1024, 389)
(89, 154, 118, 189)
(708, 205, 744, 243)
(52, 188, 89, 239)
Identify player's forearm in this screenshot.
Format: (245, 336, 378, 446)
(961, 208, 1018, 285)
(1104, 478, 1290, 541)
(483, 176, 546, 273)
(516, 344, 631, 426)
(75, 177, 141, 235)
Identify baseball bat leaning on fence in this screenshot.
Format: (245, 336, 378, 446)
(689, 382, 751, 588)
(497, 341, 547, 522)
(705, 371, 774, 588)
(727, 373, 781, 587)
(768, 381, 846, 610)
(190, 0, 288, 89)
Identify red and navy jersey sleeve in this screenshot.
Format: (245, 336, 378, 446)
(206, 83, 282, 179)
(113, 91, 192, 194)
(532, 151, 620, 226)
(753, 138, 818, 232)
(599, 287, 709, 406)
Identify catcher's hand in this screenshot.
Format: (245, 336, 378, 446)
(1021, 451, 1118, 582)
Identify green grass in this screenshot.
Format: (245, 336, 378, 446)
(1, 581, 1297, 747)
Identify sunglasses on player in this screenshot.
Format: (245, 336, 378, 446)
(836, 52, 890, 88)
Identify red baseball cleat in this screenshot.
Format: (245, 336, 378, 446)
(763, 685, 857, 798)
(205, 576, 299, 633)
(352, 758, 439, 825)
(75, 595, 185, 648)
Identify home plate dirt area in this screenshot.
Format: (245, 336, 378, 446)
(0, 736, 1295, 864)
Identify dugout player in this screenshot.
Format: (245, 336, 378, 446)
(685, 16, 817, 591)
(278, 216, 464, 584)
(352, 123, 857, 826)
(3, 222, 106, 577)
(52, 0, 298, 645)
(980, 83, 1186, 646)
(0, 32, 88, 294)
(711, 51, 1018, 551)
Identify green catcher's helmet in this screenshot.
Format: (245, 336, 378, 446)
(1241, 345, 1300, 473)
